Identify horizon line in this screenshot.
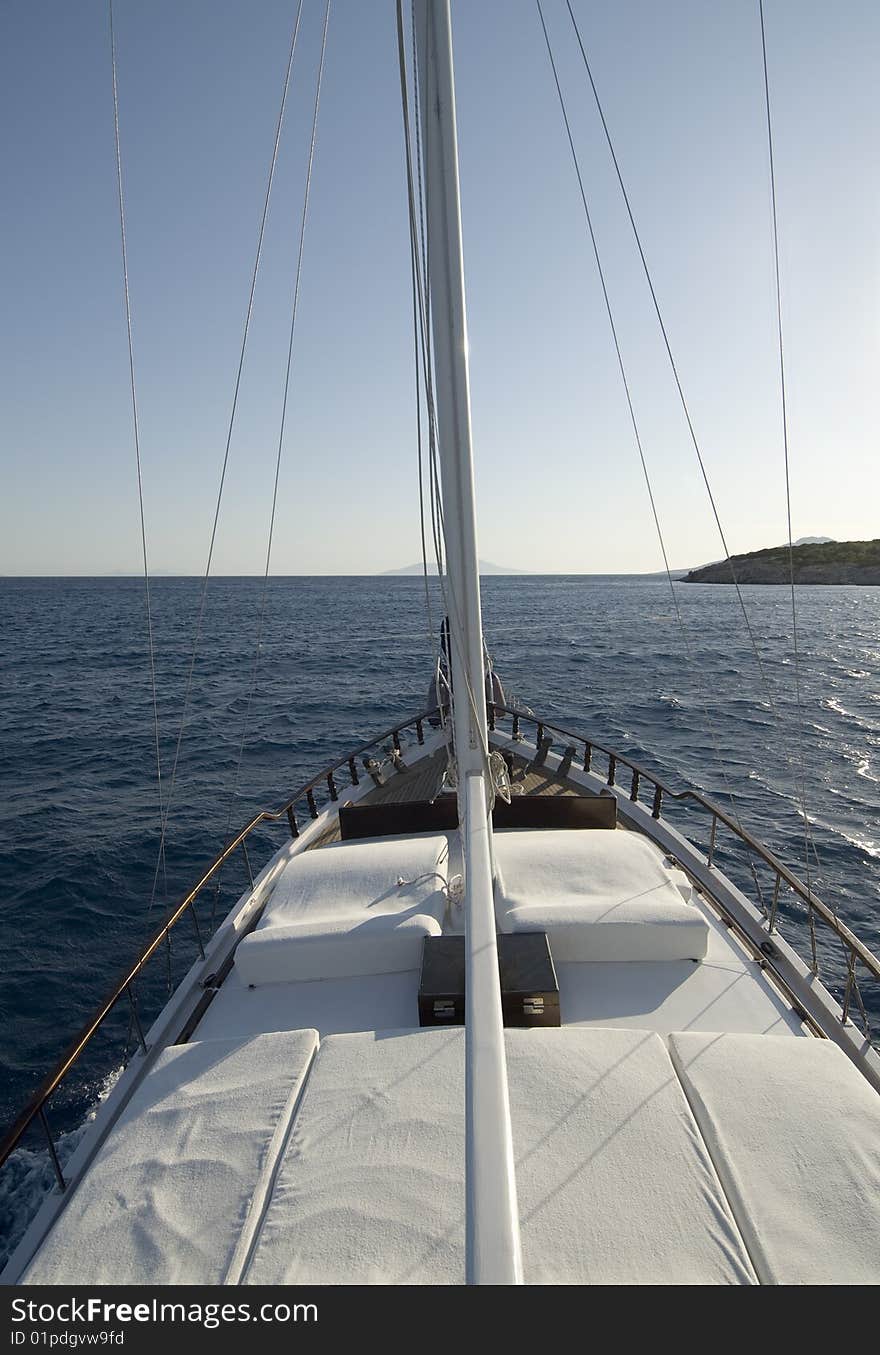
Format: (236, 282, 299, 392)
(0, 569, 691, 580)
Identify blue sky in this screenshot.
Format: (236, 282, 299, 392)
(1, 0, 877, 575)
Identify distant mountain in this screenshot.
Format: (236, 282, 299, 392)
(683, 538, 880, 585)
(793, 536, 835, 547)
(383, 559, 528, 576)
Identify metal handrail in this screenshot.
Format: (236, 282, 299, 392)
(491, 703, 880, 990)
(0, 706, 440, 1179)
(4, 697, 877, 1190)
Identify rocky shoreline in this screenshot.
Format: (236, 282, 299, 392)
(683, 539, 880, 585)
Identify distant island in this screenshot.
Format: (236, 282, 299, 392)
(384, 559, 527, 576)
(683, 538, 880, 585)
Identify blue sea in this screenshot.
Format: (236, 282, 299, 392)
(1, 574, 879, 1263)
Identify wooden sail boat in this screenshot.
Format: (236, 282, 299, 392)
(1, 0, 878, 1286)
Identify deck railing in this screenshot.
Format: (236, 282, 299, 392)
(490, 703, 880, 1039)
(0, 707, 440, 1191)
(4, 698, 877, 1212)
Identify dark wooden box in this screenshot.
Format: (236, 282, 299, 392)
(418, 936, 466, 1026)
(418, 932, 560, 1028)
(499, 931, 560, 1028)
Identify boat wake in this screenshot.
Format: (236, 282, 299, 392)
(0, 1066, 122, 1274)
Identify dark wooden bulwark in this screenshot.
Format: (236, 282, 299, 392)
(340, 793, 616, 841)
(339, 798, 459, 841)
(492, 794, 617, 831)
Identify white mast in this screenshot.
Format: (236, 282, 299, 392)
(413, 0, 523, 1286)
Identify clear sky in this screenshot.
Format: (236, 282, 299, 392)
(1, 0, 877, 576)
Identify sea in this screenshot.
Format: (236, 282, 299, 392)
(1, 573, 879, 1265)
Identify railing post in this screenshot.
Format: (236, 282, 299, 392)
(327, 772, 338, 802)
(583, 742, 592, 773)
(651, 785, 662, 819)
(558, 745, 575, 778)
(630, 769, 640, 802)
(416, 719, 425, 745)
(127, 985, 148, 1055)
(38, 1107, 65, 1193)
(842, 949, 857, 1024)
(307, 789, 318, 819)
(708, 815, 717, 869)
(768, 872, 781, 932)
(808, 904, 819, 975)
(607, 754, 616, 788)
(241, 840, 255, 890)
(287, 805, 299, 838)
(348, 757, 360, 785)
(189, 902, 206, 961)
(512, 712, 520, 740)
(392, 729, 401, 753)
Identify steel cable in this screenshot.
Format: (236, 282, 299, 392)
(216, 0, 332, 895)
(144, 0, 306, 918)
(537, 0, 769, 904)
(758, 0, 820, 899)
(109, 0, 167, 893)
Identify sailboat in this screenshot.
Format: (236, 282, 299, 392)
(2, 0, 878, 1286)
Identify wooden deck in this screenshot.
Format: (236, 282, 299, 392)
(309, 745, 578, 848)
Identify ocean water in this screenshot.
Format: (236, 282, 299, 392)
(1, 574, 879, 1262)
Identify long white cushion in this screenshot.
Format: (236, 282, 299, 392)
(235, 834, 449, 986)
(670, 1032, 880, 1284)
(510, 1027, 753, 1284)
(243, 1026, 755, 1285)
(243, 1028, 466, 1285)
(494, 829, 709, 962)
(23, 1030, 318, 1286)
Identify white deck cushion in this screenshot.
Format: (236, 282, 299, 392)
(23, 1030, 318, 1286)
(243, 1026, 755, 1285)
(234, 912, 441, 986)
(669, 1032, 880, 1284)
(243, 1028, 465, 1285)
(235, 834, 449, 986)
(494, 829, 709, 962)
(509, 1027, 754, 1284)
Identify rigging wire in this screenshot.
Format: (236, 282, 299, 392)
(563, 0, 783, 730)
(397, 1, 435, 652)
(410, 6, 446, 587)
(536, 0, 768, 899)
(397, 0, 495, 790)
(409, 3, 445, 583)
(412, 252, 436, 649)
(398, 3, 449, 611)
(144, 0, 306, 916)
(758, 0, 818, 902)
(109, 0, 167, 894)
(217, 0, 332, 879)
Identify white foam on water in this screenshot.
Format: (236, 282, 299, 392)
(0, 1066, 122, 1273)
(835, 830, 880, 861)
(821, 695, 877, 735)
